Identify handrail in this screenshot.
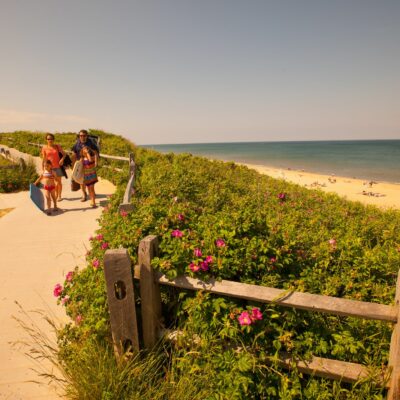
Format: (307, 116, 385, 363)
(132, 266, 397, 322)
(118, 153, 135, 213)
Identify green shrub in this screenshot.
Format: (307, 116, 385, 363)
(3, 130, 399, 398)
(0, 158, 38, 193)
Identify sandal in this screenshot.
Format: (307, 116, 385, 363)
(91, 203, 97, 208)
(80, 193, 87, 202)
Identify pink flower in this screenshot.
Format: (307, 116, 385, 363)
(53, 283, 63, 297)
(278, 193, 286, 200)
(193, 248, 202, 257)
(96, 234, 104, 241)
(216, 238, 226, 248)
(66, 271, 74, 282)
(238, 311, 252, 326)
(205, 255, 213, 264)
(61, 295, 70, 305)
(177, 213, 185, 221)
(89, 235, 94, 241)
(270, 257, 277, 263)
(171, 229, 183, 238)
(101, 242, 109, 250)
(120, 210, 128, 217)
(200, 261, 209, 272)
(189, 262, 200, 272)
(92, 259, 100, 269)
(328, 238, 337, 246)
(75, 315, 83, 325)
(251, 307, 263, 321)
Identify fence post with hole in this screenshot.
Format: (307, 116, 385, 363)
(139, 235, 162, 349)
(104, 248, 139, 356)
(388, 270, 400, 399)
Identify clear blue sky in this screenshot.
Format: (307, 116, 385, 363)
(1, 0, 399, 144)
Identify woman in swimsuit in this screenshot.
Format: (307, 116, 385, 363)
(34, 160, 58, 215)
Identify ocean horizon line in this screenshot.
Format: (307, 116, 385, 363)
(140, 138, 399, 147)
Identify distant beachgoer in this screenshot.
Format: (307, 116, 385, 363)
(71, 130, 99, 202)
(41, 133, 66, 201)
(81, 146, 98, 208)
(34, 160, 58, 215)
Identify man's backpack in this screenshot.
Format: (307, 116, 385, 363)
(75, 134, 100, 154)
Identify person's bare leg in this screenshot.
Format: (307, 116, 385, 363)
(88, 185, 96, 207)
(80, 183, 87, 201)
(55, 175, 62, 201)
(45, 191, 52, 215)
(51, 190, 58, 211)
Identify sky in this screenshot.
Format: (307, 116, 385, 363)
(0, 0, 399, 144)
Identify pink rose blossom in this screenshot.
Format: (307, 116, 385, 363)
(171, 229, 183, 238)
(238, 311, 252, 326)
(270, 257, 277, 263)
(251, 307, 263, 321)
(101, 242, 109, 250)
(328, 238, 337, 246)
(189, 262, 200, 272)
(120, 210, 128, 217)
(53, 283, 63, 297)
(92, 259, 100, 269)
(278, 193, 286, 200)
(205, 255, 213, 264)
(66, 271, 74, 282)
(177, 213, 185, 221)
(96, 234, 104, 241)
(193, 248, 202, 257)
(89, 235, 94, 241)
(61, 295, 70, 305)
(216, 238, 226, 248)
(75, 315, 83, 325)
(200, 261, 209, 272)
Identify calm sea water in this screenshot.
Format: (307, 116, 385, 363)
(143, 140, 400, 184)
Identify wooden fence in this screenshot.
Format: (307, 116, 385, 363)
(103, 236, 400, 398)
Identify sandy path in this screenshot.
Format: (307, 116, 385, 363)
(0, 146, 115, 399)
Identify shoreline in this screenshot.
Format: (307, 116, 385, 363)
(240, 162, 400, 210)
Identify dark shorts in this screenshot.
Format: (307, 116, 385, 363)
(53, 168, 63, 177)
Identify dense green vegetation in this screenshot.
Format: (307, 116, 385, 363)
(0, 156, 38, 193)
(2, 130, 400, 399)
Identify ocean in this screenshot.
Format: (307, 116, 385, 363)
(143, 140, 400, 184)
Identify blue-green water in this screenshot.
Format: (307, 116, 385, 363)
(143, 140, 400, 184)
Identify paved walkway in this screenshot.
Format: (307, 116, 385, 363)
(0, 146, 115, 399)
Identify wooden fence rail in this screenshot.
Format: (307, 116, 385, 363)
(104, 236, 400, 398)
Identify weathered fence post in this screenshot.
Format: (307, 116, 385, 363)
(104, 249, 139, 356)
(388, 271, 400, 399)
(139, 235, 162, 349)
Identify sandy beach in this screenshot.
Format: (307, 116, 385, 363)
(242, 163, 400, 210)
